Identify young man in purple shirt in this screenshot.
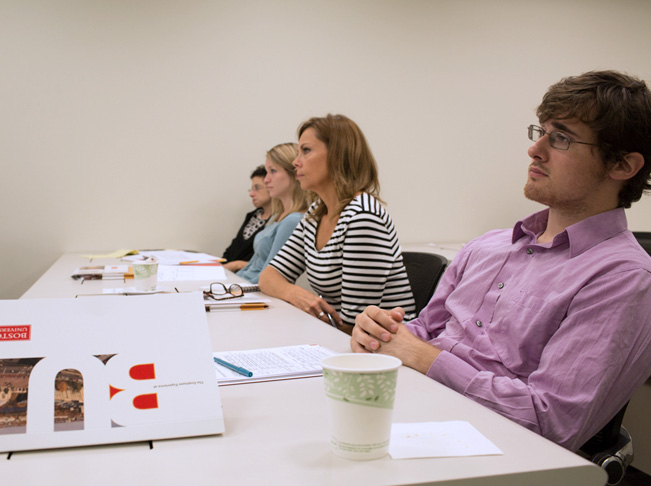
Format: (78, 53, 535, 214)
(351, 70, 651, 451)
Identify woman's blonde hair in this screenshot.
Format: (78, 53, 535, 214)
(267, 142, 310, 220)
(297, 114, 381, 221)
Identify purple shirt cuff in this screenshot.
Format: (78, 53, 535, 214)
(426, 349, 479, 395)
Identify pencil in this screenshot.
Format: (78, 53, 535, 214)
(240, 304, 269, 311)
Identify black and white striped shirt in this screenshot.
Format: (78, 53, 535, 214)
(269, 193, 415, 325)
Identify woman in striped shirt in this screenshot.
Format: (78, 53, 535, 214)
(259, 114, 415, 332)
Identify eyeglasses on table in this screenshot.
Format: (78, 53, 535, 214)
(203, 282, 260, 301)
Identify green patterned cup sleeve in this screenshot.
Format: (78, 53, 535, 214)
(134, 264, 157, 279)
(323, 369, 398, 409)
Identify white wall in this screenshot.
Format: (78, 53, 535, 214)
(2, 0, 651, 472)
(2, 0, 651, 301)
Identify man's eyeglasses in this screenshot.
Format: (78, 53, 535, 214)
(248, 184, 266, 192)
(203, 282, 259, 301)
(527, 125, 598, 151)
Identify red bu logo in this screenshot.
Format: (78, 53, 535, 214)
(0, 325, 31, 341)
(110, 363, 159, 411)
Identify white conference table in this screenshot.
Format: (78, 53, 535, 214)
(3, 254, 606, 486)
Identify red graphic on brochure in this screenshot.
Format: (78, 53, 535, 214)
(0, 325, 31, 341)
(0, 356, 163, 436)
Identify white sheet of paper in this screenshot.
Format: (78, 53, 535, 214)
(157, 265, 226, 281)
(212, 344, 338, 384)
(205, 295, 270, 304)
(389, 421, 503, 459)
(102, 287, 171, 295)
(124, 251, 224, 265)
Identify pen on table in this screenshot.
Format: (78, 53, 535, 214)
(73, 275, 128, 281)
(213, 357, 253, 377)
(180, 260, 199, 265)
(205, 303, 269, 312)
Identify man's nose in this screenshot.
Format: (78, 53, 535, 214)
(528, 136, 548, 161)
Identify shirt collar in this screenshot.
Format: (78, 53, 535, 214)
(512, 207, 629, 258)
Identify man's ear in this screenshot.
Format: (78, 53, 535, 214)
(609, 152, 645, 181)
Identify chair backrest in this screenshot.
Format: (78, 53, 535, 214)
(633, 231, 651, 257)
(402, 251, 447, 315)
(579, 403, 633, 486)
(580, 403, 629, 456)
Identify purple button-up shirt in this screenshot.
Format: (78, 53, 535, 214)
(406, 208, 651, 451)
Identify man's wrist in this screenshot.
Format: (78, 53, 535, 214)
(409, 340, 441, 374)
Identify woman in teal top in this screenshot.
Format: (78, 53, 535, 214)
(237, 143, 310, 284)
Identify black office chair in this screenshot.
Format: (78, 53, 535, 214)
(632, 231, 651, 257)
(579, 403, 633, 486)
(577, 232, 649, 485)
(402, 251, 447, 315)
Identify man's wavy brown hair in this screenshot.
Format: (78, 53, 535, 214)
(537, 70, 651, 208)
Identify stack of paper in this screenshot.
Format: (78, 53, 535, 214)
(71, 265, 134, 280)
(124, 250, 225, 266)
(213, 344, 338, 385)
(158, 265, 226, 282)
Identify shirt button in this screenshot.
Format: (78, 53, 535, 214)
(476, 320, 483, 327)
(497, 282, 504, 289)
(526, 248, 534, 255)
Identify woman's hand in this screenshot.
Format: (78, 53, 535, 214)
(259, 266, 342, 326)
(223, 260, 247, 272)
(287, 286, 342, 326)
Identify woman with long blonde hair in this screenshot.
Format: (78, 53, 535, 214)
(259, 114, 414, 332)
(236, 142, 310, 284)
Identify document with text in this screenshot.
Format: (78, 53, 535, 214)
(212, 344, 338, 385)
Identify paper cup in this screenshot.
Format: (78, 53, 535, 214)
(321, 353, 401, 460)
(133, 260, 159, 291)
